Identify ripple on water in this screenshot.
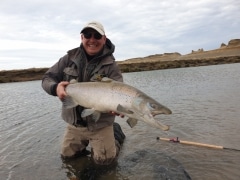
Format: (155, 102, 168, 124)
(1, 64, 240, 179)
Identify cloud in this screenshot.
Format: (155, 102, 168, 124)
(0, 0, 240, 70)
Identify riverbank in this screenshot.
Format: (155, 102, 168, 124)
(1, 39, 240, 83)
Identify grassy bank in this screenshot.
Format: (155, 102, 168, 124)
(0, 68, 48, 83)
(118, 56, 240, 72)
(1, 55, 240, 83)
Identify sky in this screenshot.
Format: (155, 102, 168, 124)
(0, 0, 240, 70)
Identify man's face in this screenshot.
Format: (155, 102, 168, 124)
(81, 28, 106, 56)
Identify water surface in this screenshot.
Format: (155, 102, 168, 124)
(1, 63, 240, 179)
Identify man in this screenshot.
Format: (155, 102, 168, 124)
(42, 21, 125, 165)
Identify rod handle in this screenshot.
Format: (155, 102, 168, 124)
(180, 140, 223, 149)
(159, 137, 224, 149)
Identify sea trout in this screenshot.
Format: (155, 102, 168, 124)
(63, 77, 171, 131)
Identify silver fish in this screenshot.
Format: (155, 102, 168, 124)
(63, 77, 171, 131)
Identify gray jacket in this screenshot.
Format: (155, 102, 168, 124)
(42, 38, 123, 131)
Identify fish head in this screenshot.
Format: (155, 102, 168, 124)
(147, 101, 172, 116)
(132, 96, 172, 131)
(133, 96, 172, 116)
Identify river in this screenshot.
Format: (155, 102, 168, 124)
(1, 63, 240, 180)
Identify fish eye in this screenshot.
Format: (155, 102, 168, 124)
(151, 103, 157, 108)
(148, 103, 157, 109)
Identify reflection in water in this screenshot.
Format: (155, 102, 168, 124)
(62, 155, 120, 180)
(118, 149, 191, 180)
(62, 149, 191, 180)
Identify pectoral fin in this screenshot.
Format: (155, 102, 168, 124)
(117, 104, 134, 114)
(81, 109, 101, 122)
(62, 96, 78, 109)
(126, 118, 138, 128)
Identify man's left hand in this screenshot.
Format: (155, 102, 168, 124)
(110, 111, 124, 118)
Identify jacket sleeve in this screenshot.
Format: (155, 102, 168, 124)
(41, 55, 68, 96)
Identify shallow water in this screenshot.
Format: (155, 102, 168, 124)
(1, 63, 240, 180)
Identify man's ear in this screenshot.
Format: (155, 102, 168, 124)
(80, 34, 84, 41)
(103, 35, 107, 45)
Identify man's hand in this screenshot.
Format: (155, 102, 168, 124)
(56, 81, 69, 100)
(110, 111, 125, 118)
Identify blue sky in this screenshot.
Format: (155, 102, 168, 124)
(0, 0, 240, 70)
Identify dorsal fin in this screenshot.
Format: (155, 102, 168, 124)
(69, 79, 77, 84)
(101, 77, 114, 82)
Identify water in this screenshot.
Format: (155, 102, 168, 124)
(1, 63, 240, 180)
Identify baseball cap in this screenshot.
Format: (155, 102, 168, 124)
(80, 21, 105, 35)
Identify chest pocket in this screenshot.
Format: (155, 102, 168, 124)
(63, 67, 78, 81)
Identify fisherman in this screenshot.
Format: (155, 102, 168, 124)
(41, 21, 125, 165)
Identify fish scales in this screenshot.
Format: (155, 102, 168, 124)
(64, 79, 171, 131)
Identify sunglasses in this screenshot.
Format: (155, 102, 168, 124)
(83, 32, 103, 40)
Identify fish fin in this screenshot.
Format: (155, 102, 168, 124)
(69, 79, 77, 84)
(126, 118, 138, 128)
(81, 108, 95, 117)
(90, 74, 105, 82)
(101, 77, 114, 82)
(91, 111, 101, 122)
(81, 109, 101, 122)
(62, 96, 78, 109)
(117, 104, 134, 114)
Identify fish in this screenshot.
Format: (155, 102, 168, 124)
(63, 77, 172, 131)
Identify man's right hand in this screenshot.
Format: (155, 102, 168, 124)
(56, 81, 69, 100)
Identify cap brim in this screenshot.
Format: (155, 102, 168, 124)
(81, 26, 104, 35)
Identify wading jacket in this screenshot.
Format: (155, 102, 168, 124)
(42, 38, 123, 131)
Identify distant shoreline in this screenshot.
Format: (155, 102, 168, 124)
(118, 56, 240, 73)
(1, 55, 240, 83)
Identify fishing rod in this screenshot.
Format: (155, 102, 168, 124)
(157, 137, 240, 152)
